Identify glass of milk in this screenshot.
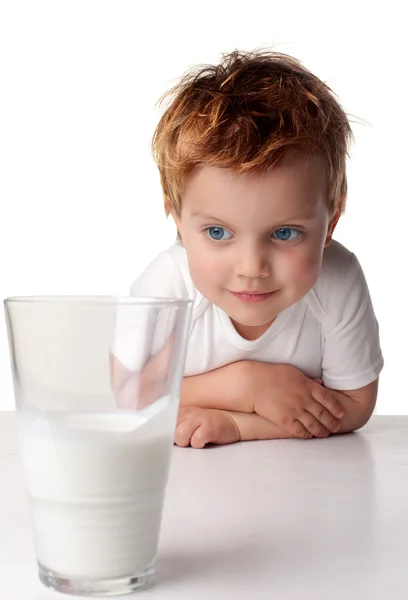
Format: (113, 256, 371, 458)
(4, 296, 192, 596)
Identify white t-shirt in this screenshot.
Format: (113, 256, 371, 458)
(120, 239, 383, 391)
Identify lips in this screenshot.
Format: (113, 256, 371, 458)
(230, 291, 275, 303)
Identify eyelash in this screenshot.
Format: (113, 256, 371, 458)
(271, 228, 302, 242)
(203, 226, 303, 242)
(204, 226, 233, 241)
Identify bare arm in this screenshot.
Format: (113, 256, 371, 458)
(109, 340, 173, 409)
(322, 379, 378, 434)
(175, 406, 304, 448)
(180, 360, 378, 437)
(113, 349, 378, 437)
(180, 361, 253, 412)
(226, 410, 302, 441)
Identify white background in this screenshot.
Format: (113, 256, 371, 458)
(0, 1, 405, 413)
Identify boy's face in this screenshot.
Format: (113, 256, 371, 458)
(172, 152, 339, 340)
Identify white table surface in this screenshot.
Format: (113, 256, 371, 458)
(1, 412, 408, 600)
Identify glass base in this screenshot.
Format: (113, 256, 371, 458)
(38, 563, 155, 597)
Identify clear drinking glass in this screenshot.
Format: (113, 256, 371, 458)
(4, 295, 192, 597)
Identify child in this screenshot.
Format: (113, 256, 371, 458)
(114, 49, 383, 448)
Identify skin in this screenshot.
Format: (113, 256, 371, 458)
(171, 152, 339, 340)
(168, 151, 377, 447)
(110, 151, 378, 448)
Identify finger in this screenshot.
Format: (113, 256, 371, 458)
(190, 425, 211, 449)
(174, 420, 200, 447)
(280, 415, 313, 439)
(176, 407, 191, 426)
(306, 401, 341, 433)
(289, 419, 314, 439)
(311, 384, 345, 419)
(298, 410, 331, 438)
(176, 406, 200, 426)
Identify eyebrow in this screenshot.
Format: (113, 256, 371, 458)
(191, 212, 230, 223)
(190, 211, 316, 223)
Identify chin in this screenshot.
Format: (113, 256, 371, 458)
(229, 311, 275, 328)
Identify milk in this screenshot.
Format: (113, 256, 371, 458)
(18, 400, 175, 580)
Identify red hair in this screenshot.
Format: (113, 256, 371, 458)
(152, 49, 353, 217)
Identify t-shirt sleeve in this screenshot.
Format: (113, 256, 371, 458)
(321, 253, 384, 390)
(111, 248, 191, 371)
(129, 248, 190, 300)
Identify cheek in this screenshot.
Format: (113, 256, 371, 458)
(278, 247, 323, 287)
(186, 247, 225, 290)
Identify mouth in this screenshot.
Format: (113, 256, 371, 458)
(229, 290, 275, 303)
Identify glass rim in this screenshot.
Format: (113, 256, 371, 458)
(4, 295, 193, 308)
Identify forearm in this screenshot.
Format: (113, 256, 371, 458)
(181, 361, 377, 436)
(227, 410, 296, 441)
(180, 362, 252, 412)
(228, 390, 375, 440)
(229, 390, 375, 440)
(327, 386, 377, 434)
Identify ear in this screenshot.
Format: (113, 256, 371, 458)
(324, 208, 341, 248)
(164, 196, 172, 216)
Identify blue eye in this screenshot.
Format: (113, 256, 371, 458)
(205, 227, 232, 241)
(272, 228, 301, 241)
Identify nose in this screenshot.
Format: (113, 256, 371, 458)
(234, 242, 270, 279)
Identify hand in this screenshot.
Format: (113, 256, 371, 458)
(245, 363, 345, 439)
(175, 407, 241, 449)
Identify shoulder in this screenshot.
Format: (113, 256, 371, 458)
(319, 239, 361, 291)
(130, 243, 208, 317)
(305, 240, 369, 333)
(129, 243, 190, 297)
